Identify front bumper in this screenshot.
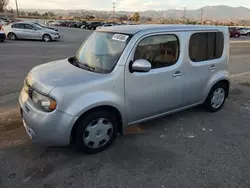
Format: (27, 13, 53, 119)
(51, 35, 60, 40)
(19, 88, 77, 146)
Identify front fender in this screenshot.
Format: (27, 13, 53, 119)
(60, 91, 125, 121)
(203, 70, 230, 100)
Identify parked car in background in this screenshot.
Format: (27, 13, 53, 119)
(229, 27, 240, 38)
(85, 21, 104, 30)
(81, 22, 90, 29)
(45, 21, 60, 26)
(0, 30, 6, 42)
(19, 25, 230, 153)
(96, 23, 120, 30)
(45, 21, 54, 25)
(240, 28, 250, 36)
(0, 20, 7, 26)
(72, 21, 88, 28)
(3, 22, 60, 42)
(58, 21, 69, 27)
(31, 22, 58, 32)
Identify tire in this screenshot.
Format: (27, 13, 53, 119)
(204, 83, 228, 112)
(74, 110, 118, 154)
(246, 33, 250, 36)
(8, 32, 16, 40)
(234, 34, 239, 38)
(42, 34, 51, 42)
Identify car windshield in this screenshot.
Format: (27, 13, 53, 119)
(33, 24, 43, 30)
(75, 31, 132, 73)
(35, 22, 46, 27)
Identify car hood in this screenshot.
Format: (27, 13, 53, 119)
(43, 28, 58, 34)
(27, 58, 104, 94)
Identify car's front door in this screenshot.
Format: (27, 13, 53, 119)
(23, 24, 38, 39)
(125, 33, 184, 123)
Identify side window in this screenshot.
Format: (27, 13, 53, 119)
(189, 32, 224, 62)
(24, 24, 34, 30)
(12, 24, 23, 29)
(134, 35, 180, 69)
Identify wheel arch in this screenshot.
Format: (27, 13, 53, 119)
(7, 32, 17, 38)
(70, 105, 123, 145)
(42, 33, 52, 40)
(205, 78, 230, 101)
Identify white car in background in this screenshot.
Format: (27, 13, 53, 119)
(0, 20, 7, 26)
(96, 23, 120, 30)
(3, 21, 60, 42)
(45, 21, 60, 26)
(240, 28, 250, 36)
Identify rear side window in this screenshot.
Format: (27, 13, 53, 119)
(189, 32, 224, 62)
(12, 24, 24, 29)
(134, 34, 180, 69)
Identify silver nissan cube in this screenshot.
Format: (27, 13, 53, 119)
(19, 25, 230, 153)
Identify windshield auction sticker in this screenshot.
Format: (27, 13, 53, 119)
(112, 34, 129, 42)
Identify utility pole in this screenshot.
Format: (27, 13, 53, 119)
(15, 0, 19, 18)
(112, 0, 116, 22)
(183, 7, 186, 24)
(200, 8, 204, 25)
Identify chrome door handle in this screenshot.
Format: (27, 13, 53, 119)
(173, 71, 182, 77)
(209, 65, 216, 71)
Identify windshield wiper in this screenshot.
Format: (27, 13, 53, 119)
(80, 63, 96, 71)
(77, 62, 99, 73)
(69, 56, 80, 67)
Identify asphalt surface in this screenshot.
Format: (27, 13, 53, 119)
(0, 27, 250, 188)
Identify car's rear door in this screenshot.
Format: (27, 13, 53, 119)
(182, 31, 225, 106)
(11, 23, 25, 39)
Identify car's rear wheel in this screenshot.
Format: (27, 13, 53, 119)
(246, 33, 250, 36)
(204, 83, 227, 112)
(8, 32, 16, 40)
(74, 110, 118, 154)
(42, 34, 51, 42)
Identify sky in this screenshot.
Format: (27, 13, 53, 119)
(8, 0, 250, 11)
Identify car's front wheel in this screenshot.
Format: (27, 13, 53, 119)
(204, 83, 228, 112)
(234, 33, 240, 38)
(42, 34, 51, 42)
(246, 33, 250, 36)
(74, 110, 118, 154)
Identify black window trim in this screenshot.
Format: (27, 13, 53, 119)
(12, 23, 23, 28)
(23, 24, 35, 30)
(132, 33, 180, 70)
(189, 31, 224, 63)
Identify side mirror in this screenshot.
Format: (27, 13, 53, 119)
(130, 59, 151, 73)
(32, 28, 37, 30)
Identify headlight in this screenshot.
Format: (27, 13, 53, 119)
(50, 32, 57, 35)
(32, 90, 57, 112)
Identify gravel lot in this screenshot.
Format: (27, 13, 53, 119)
(0, 27, 250, 188)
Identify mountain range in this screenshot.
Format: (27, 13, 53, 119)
(21, 5, 250, 21)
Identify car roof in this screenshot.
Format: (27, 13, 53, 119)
(10, 21, 36, 25)
(99, 24, 228, 34)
